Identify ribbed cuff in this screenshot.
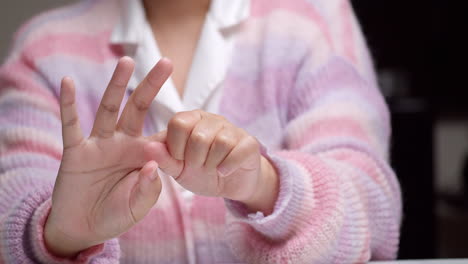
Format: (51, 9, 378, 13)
(1, 184, 53, 263)
(1, 184, 120, 264)
(225, 146, 309, 240)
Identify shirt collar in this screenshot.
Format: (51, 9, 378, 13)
(110, 0, 146, 45)
(110, 0, 250, 45)
(210, 0, 250, 29)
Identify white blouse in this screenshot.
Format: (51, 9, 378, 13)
(110, 0, 250, 131)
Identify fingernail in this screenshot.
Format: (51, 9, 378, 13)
(148, 163, 158, 181)
(149, 171, 157, 181)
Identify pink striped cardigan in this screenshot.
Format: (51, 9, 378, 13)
(0, 0, 401, 263)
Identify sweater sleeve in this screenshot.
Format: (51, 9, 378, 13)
(224, 1, 402, 263)
(0, 44, 120, 263)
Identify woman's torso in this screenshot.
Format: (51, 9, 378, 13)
(11, 0, 371, 262)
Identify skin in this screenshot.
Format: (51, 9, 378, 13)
(147, 111, 279, 212)
(44, 0, 279, 258)
(143, 0, 210, 97)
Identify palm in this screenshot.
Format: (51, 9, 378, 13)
(54, 136, 147, 242)
(45, 57, 173, 253)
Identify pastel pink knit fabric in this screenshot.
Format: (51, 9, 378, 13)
(0, 0, 402, 263)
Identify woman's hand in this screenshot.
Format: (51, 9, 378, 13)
(44, 57, 173, 258)
(147, 110, 279, 214)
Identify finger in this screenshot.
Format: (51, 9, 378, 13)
(144, 142, 183, 177)
(217, 136, 260, 178)
(147, 130, 167, 143)
(129, 160, 162, 223)
(119, 138, 157, 168)
(117, 58, 173, 137)
(167, 111, 202, 160)
(204, 125, 240, 169)
(185, 118, 224, 168)
(60, 77, 84, 149)
(91, 57, 135, 138)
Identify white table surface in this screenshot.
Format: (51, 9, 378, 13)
(371, 260, 468, 264)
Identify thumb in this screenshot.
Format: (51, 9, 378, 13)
(129, 161, 162, 223)
(144, 142, 183, 177)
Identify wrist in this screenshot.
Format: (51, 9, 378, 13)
(241, 156, 279, 215)
(44, 216, 94, 258)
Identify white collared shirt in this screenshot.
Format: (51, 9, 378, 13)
(110, 0, 249, 207)
(110, 0, 249, 132)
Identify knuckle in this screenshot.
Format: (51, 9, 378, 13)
(194, 109, 205, 116)
(169, 114, 193, 131)
(132, 96, 151, 112)
(96, 128, 113, 138)
(100, 102, 120, 113)
(145, 72, 162, 88)
(64, 116, 78, 127)
(214, 114, 227, 121)
(112, 79, 128, 89)
(63, 138, 85, 151)
(216, 134, 236, 149)
(120, 125, 140, 137)
(61, 100, 75, 108)
(202, 111, 224, 122)
(190, 131, 209, 145)
(211, 115, 225, 123)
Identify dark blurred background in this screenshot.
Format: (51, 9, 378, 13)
(1, 0, 467, 259)
(352, 0, 468, 259)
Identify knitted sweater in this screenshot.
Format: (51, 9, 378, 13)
(0, 0, 402, 263)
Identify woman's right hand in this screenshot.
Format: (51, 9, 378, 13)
(44, 57, 173, 258)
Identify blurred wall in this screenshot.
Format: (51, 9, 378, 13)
(436, 119, 468, 194)
(0, 0, 71, 62)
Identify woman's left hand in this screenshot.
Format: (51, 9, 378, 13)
(146, 110, 279, 214)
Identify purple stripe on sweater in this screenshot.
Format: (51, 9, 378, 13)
(286, 90, 390, 147)
(220, 63, 299, 126)
(228, 34, 311, 81)
(292, 56, 389, 123)
(0, 106, 61, 132)
(13, 0, 97, 49)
